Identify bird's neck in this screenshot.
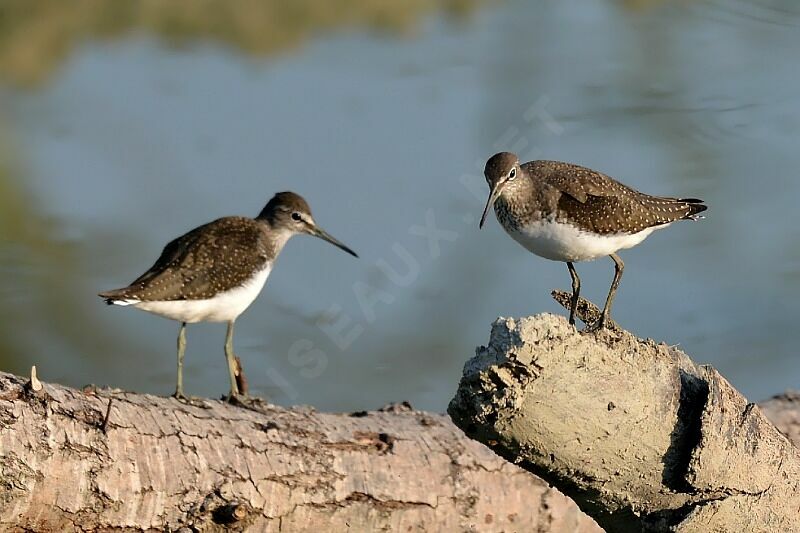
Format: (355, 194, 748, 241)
(496, 178, 537, 229)
(259, 220, 295, 258)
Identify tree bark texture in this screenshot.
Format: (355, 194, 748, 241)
(448, 314, 800, 533)
(0, 371, 601, 532)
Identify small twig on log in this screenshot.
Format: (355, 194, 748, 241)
(101, 398, 114, 434)
(551, 289, 621, 333)
(26, 366, 42, 392)
(234, 356, 248, 396)
(23, 366, 48, 402)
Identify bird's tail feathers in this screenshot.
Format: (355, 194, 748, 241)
(679, 198, 707, 221)
(99, 288, 138, 306)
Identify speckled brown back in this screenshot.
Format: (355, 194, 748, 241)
(527, 160, 706, 234)
(100, 217, 273, 302)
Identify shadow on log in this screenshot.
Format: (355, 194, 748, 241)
(0, 371, 601, 532)
(448, 305, 800, 533)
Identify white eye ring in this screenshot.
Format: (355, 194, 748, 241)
(508, 167, 517, 180)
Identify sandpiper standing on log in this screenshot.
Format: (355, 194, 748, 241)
(479, 152, 706, 332)
(100, 192, 357, 402)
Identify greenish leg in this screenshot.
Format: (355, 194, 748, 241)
(601, 253, 625, 326)
(224, 321, 241, 400)
(586, 253, 624, 333)
(566, 262, 581, 326)
(174, 322, 187, 398)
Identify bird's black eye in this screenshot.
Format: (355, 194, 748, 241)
(508, 168, 517, 180)
(291, 212, 302, 221)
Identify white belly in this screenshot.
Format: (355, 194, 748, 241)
(122, 266, 271, 323)
(508, 219, 668, 262)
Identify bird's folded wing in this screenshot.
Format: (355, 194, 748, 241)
(120, 218, 269, 301)
(529, 160, 631, 204)
(129, 224, 210, 287)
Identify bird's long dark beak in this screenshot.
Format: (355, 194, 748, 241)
(311, 226, 358, 258)
(479, 182, 504, 229)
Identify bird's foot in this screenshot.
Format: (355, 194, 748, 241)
(172, 391, 211, 408)
(581, 316, 607, 334)
(225, 392, 267, 412)
(552, 290, 624, 334)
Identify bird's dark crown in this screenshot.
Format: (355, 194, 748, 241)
(257, 191, 313, 225)
(484, 152, 522, 187)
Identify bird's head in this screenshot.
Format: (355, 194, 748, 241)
(480, 152, 524, 229)
(258, 191, 358, 257)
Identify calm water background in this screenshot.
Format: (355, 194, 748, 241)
(0, 0, 798, 411)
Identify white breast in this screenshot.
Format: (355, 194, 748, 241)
(508, 219, 668, 262)
(125, 265, 272, 324)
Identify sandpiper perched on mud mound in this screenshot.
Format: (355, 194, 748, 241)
(100, 192, 357, 402)
(479, 151, 706, 332)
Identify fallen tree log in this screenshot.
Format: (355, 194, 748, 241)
(0, 371, 601, 532)
(448, 312, 800, 533)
